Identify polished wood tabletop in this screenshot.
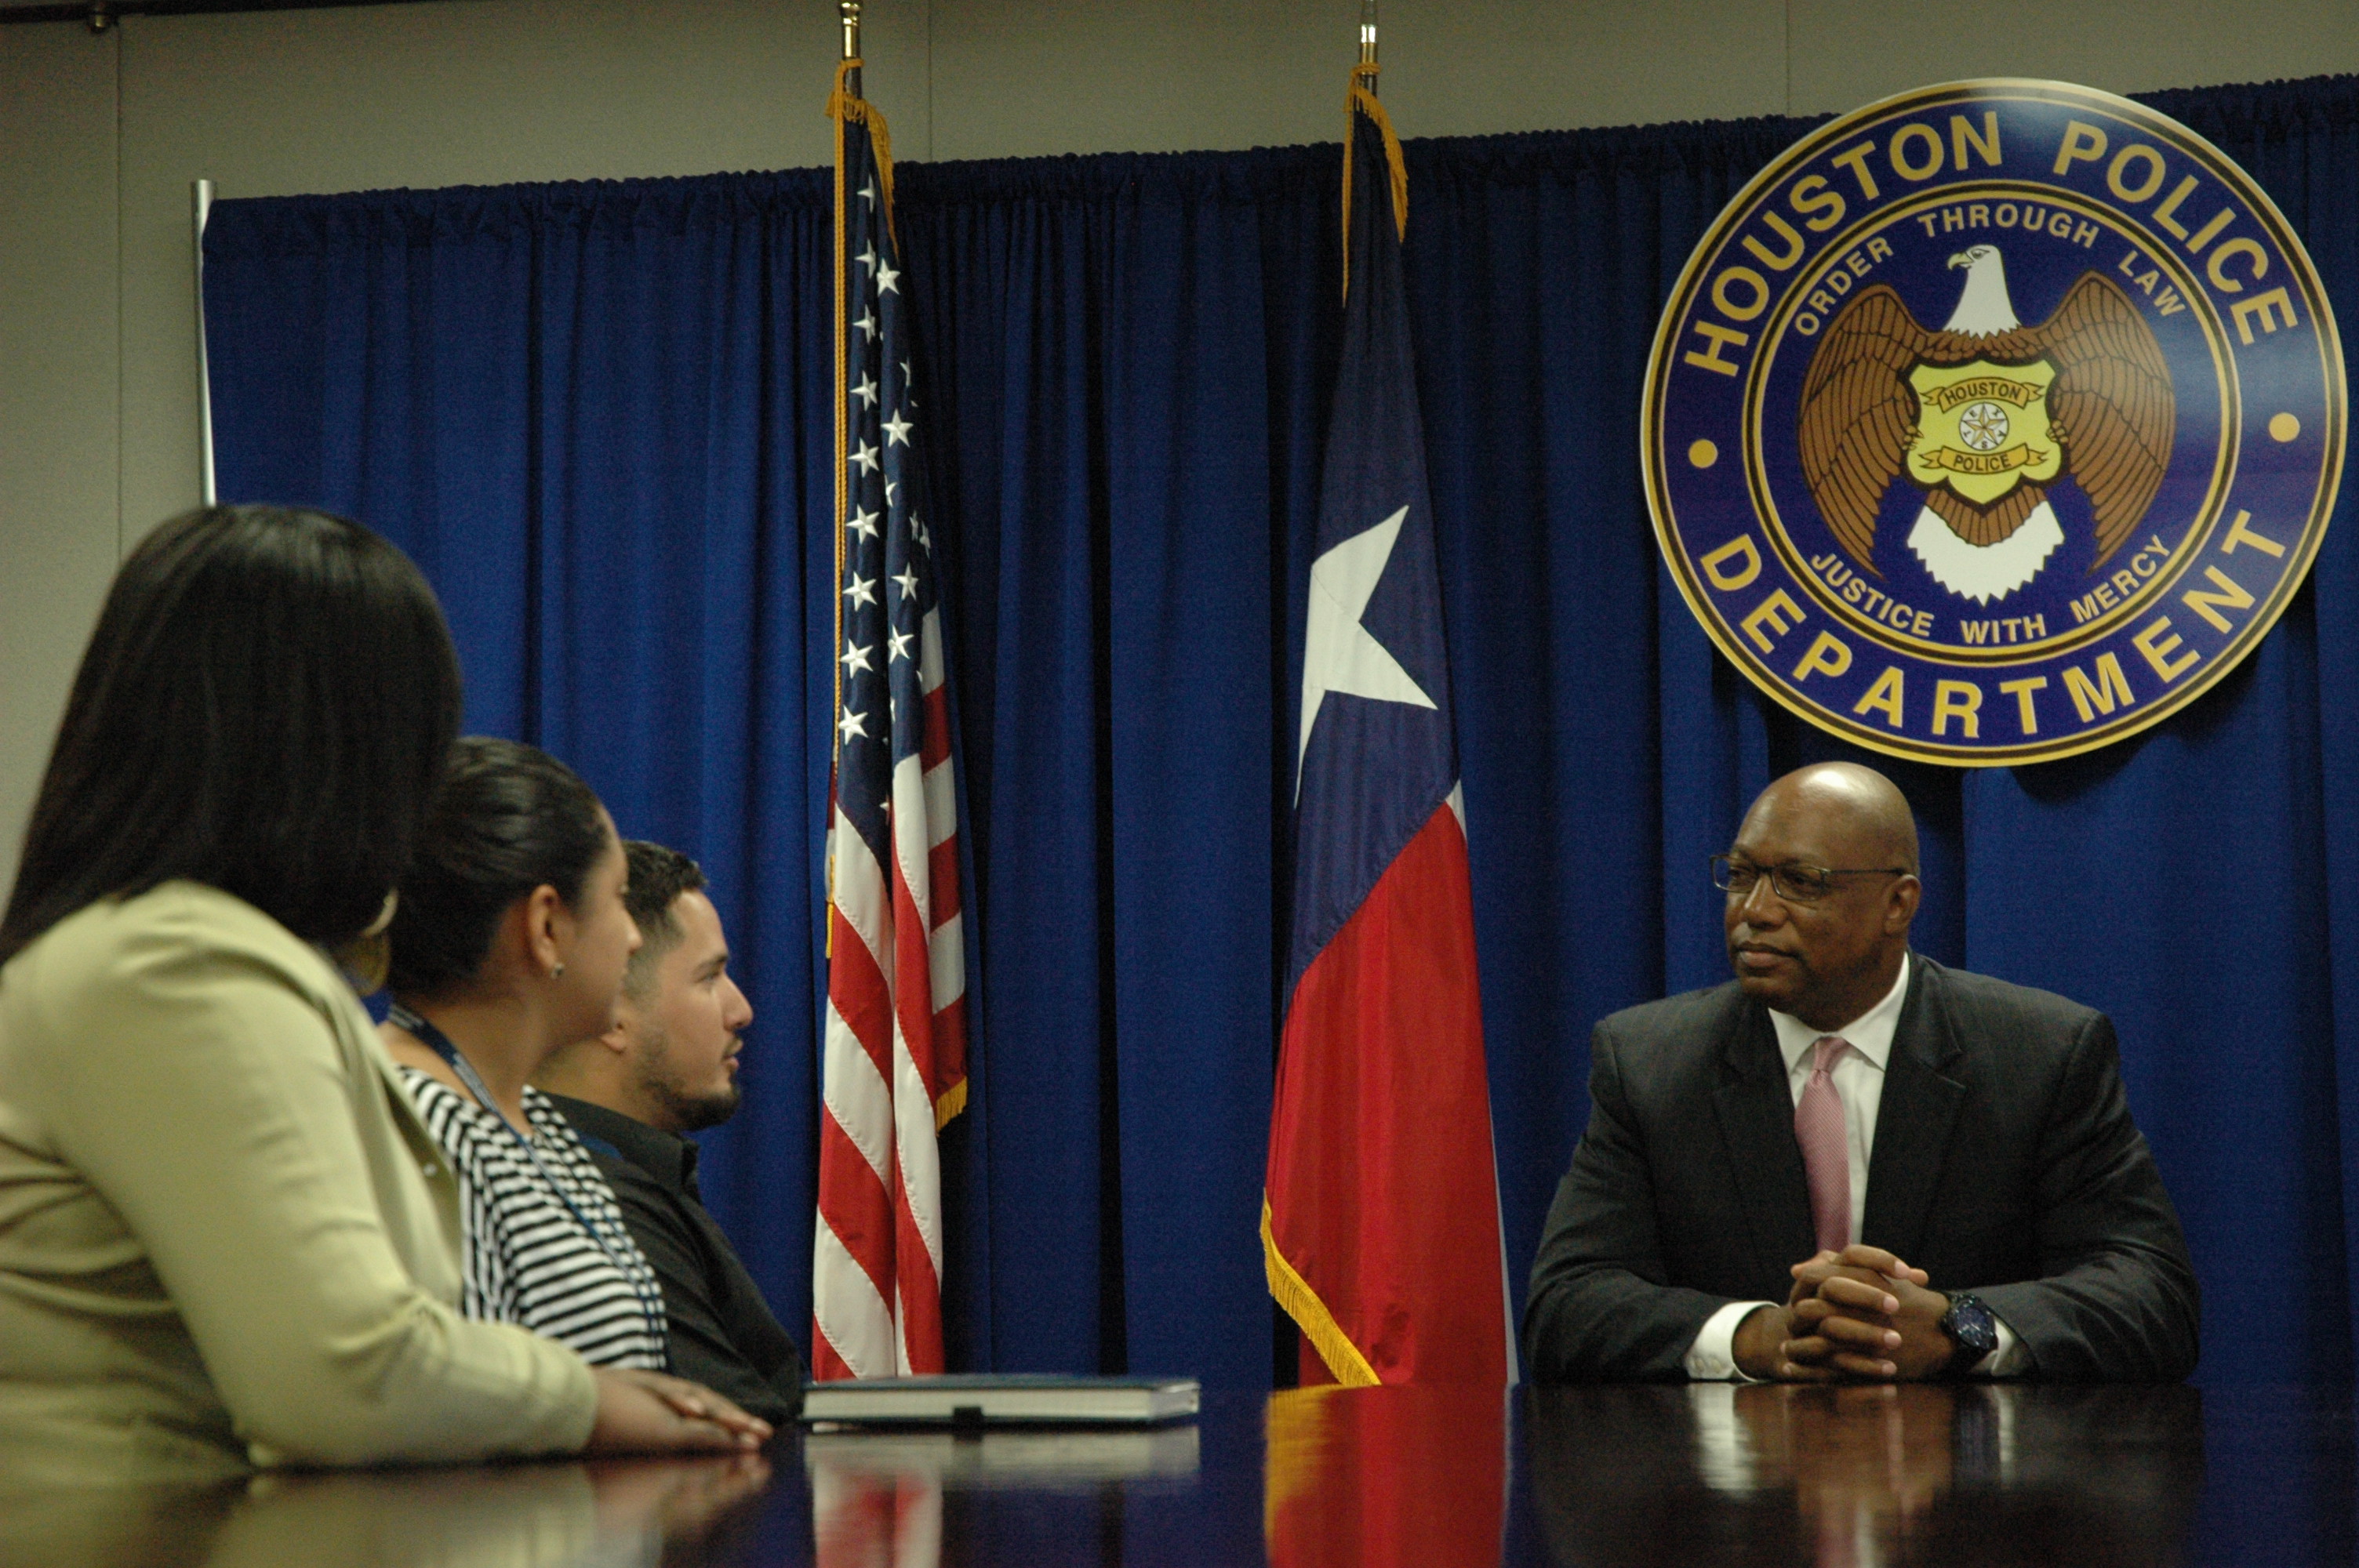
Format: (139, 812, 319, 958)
(3, 1381, 2347, 1566)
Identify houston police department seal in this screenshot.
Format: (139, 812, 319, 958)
(1645, 80, 2343, 765)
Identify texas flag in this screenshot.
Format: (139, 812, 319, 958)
(1261, 78, 1514, 1388)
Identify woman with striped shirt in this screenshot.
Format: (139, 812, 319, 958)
(381, 737, 668, 1369)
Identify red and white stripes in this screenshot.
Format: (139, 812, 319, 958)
(815, 606, 969, 1380)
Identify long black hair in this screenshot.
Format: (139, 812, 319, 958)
(383, 736, 611, 998)
(0, 506, 463, 965)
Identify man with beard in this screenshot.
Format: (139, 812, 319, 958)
(537, 841, 805, 1421)
(1522, 763, 2197, 1385)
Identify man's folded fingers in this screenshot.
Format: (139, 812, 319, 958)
(1816, 1276, 1900, 1312)
(1776, 1359, 1841, 1383)
(1815, 1313, 1902, 1348)
(1828, 1352, 1899, 1379)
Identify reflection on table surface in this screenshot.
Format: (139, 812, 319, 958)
(0, 1450, 774, 1568)
(1527, 1382, 2208, 1568)
(5, 1381, 2354, 1566)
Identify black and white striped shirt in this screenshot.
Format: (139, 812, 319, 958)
(399, 1069, 667, 1370)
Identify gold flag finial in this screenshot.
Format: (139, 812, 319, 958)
(1339, 0, 1407, 303)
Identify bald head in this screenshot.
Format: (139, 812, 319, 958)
(1743, 763, 1920, 878)
(1723, 763, 1922, 1031)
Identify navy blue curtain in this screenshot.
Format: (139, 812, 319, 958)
(204, 72, 2359, 1392)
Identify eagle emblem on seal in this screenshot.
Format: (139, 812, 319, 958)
(1797, 244, 2175, 604)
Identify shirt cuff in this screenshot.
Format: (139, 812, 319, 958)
(1972, 1312, 2030, 1377)
(1685, 1300, 1777, 1381)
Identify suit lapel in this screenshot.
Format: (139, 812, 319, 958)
(1861, 956, 1966, 1261)
(1711, 1004, 1816, 1284)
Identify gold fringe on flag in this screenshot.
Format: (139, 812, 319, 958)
(1262, 1197, 1382, 1385)
(1339, 63, 1409, 305)
(935, 1077, 969, 1132)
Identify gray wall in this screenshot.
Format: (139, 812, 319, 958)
(4, 0, 2357, 884)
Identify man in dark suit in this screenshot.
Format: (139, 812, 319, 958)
(535, 840, 806, 1421)
(1522, 763, 2197, 1384)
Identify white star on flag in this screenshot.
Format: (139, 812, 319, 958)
(1295, 504, 1437, 800)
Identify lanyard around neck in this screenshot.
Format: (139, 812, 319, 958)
(387, 1000, 665, 1335)
(387, 1001, 524, 1128)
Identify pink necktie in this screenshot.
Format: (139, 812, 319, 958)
(1796, 1036, 1851, 1254)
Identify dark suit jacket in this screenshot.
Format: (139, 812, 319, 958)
(543, 1094, 806, 1422)
(1521, 956, 2198, 1383)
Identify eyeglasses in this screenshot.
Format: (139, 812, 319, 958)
(1710, 855, 1909, 906)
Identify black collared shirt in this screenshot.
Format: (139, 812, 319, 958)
(542, 1093, 805, 1422)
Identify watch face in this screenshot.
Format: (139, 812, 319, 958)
(1948, 1297, 1999, 1361)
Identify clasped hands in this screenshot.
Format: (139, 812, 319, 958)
(1732, 1243, 1953, 1383)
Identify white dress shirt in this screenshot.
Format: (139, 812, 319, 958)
(1683, 954, 2025, 1379)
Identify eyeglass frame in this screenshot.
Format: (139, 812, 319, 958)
(1709, 854, 1912, 906)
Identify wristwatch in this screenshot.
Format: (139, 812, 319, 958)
(1936, 1293, 1999, 1377)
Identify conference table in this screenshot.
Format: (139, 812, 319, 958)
(5, 1382, 2347, 1566)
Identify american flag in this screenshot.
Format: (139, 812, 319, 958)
(814, 78, 969, 1381)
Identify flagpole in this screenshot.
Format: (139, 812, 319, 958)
(840, 0, 860, 99)
(192, 177, 216, 507)
(1341, 1, 1386, 303)
(833, 0, 861, 818)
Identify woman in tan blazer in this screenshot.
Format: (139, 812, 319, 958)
(0, 506, 768, 1487)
